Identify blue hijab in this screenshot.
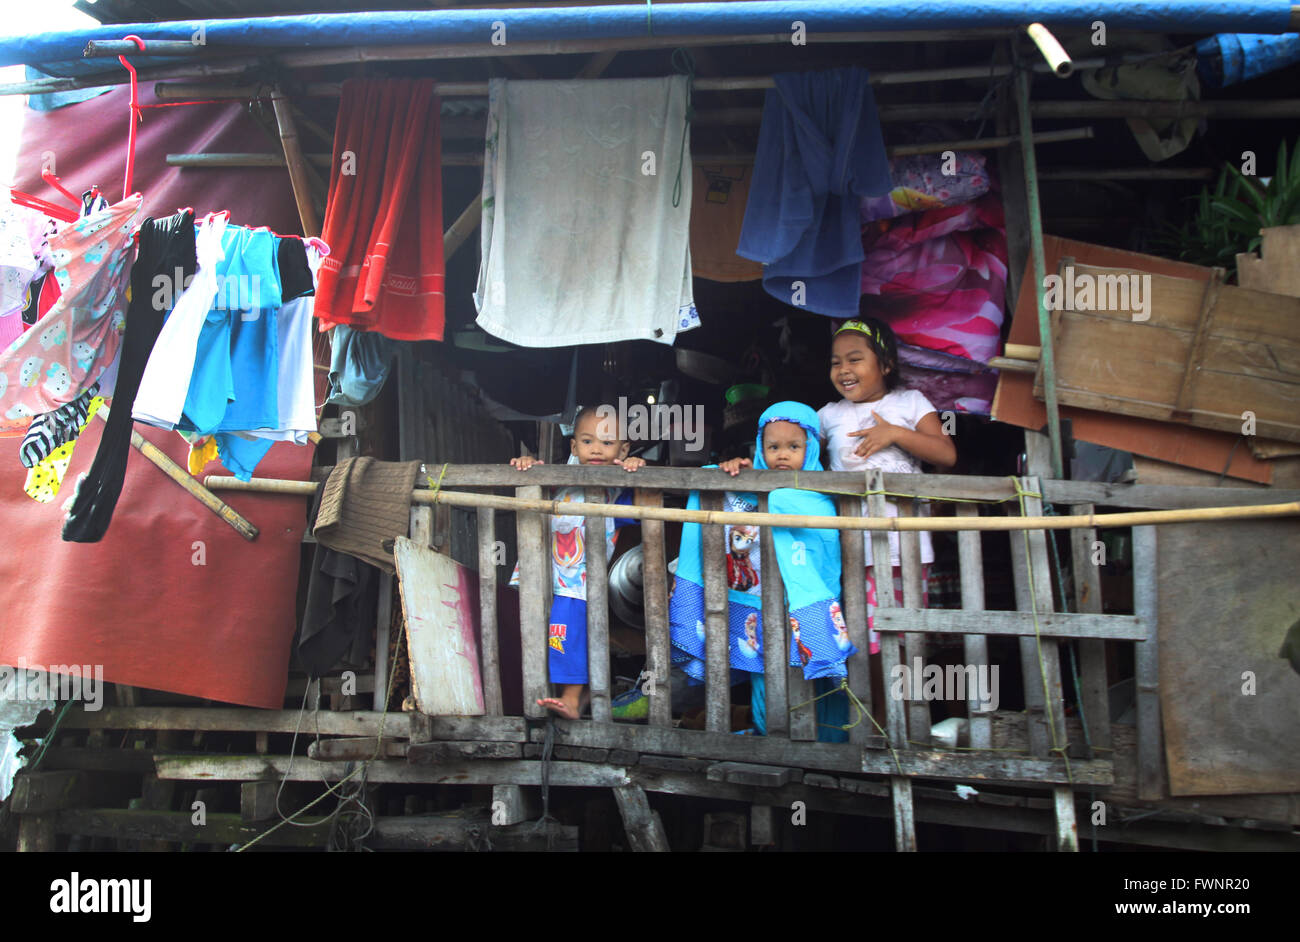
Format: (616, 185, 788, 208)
(670, 401, 852, 683)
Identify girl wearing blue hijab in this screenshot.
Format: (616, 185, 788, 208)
(669, 401, 852, 740)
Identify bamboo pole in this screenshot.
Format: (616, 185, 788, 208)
(200, 475, 1300, 532)
(93, 409, 258, 541)
(270, 86, 320, 237)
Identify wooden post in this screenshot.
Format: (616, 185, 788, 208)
(516, 484, 548, 718)
(869, 471, 916, 852)
(1068, 503, 1112, 755)
(1133, 525, 1163, 801)
(957, 503, 992, 750)
(270, 86, 321, 237)
(838, 496, 872, 744)
(636, 489, 672, 728)
(477, 506, 504, 715)
(701, 490, 730, 733)
(374, 572, 393, 712)
(585, 487, 612, 723)
(899, 500, 930, 745)
(759, 494, 790, 737)
(612, 785, 670, 852)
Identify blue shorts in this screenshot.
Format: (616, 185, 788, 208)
(548, 594, 589, 685)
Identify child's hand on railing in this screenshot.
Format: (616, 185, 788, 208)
(718, 458, 751, 477)
(510, 456, 544, 471)
(615, 456, 646, 472)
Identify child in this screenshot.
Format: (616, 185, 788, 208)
(510, 406, 644, 719)
(818, 316, 956, 655)
(672, 402, 850, 740)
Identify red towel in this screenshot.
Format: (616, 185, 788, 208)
(316, 79, 445, 341)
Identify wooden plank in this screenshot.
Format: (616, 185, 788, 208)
(1237, 225, 1300, 298)
(1068, 502, 1112, 755)
(153, 754, 633, 787)
(1034, 265, 1300, 442)
(374, 572, 393, 711)
(240, 781, 278, 823)
(477, 506, 504, 715)
(584, 487, 612, 723)
(750, 804, 776, 845)
(62, 707, 412, 738)
(838, 495, 872, 744)
(406, 741, 522, 761)
(612, 784, 670, 852)
(758, 494, 790, 737)
(533, 720, 1110, 785)
(17, 815, 57, 851)
(868, 471, 907, 749)
(1156, 516, 1300, 796)
(407, 714, 527, 743)
(1041, 480, 1300, 510)
(957, 503, 991, 750)
(515, 484, 548, 718)
(1054, 786, 1079, 852)
(1172, 267, 1225, 416)
(873, 609, 1145, 640)
(636, 489, 672, 727)
(491, 784, 538, 826)
(305, 738, 409, 761)
(1133, 525, 1164, 802)
(706, 762, 799, 788)
(8, 771, 94, 814)
(899, 500, 930, 745)
(891, 778, 917, 851)
(700, 490, 730, 733)
(394, 537, 486, 716)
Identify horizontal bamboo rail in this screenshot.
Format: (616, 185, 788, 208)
(202, 474, 1300, 532)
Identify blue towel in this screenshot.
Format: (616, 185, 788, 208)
(736, 67, 892, 318)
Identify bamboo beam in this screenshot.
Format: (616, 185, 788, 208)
(83, 40, 207, 57)
(201, 474, 1300, 532)
(270, 86, 320, 237)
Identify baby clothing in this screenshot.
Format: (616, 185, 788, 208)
(818, 387, 939, 567)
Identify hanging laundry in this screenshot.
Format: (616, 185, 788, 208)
(0, 200, 55, 322)
(474, 76, 698, 347)
(63, 210, 196, 543)
(312, 457, 421, 575)
(315, 79, 445, 342)
(186, 435, 219, 475)
(24, 393, 104, 503)
(737, 67, 893, 318)
(690, 164, 764, 283)
(859, 192, 1007, 366)
(19, 271, 62, 332)
(326, 324, 398, 408)
(132, 211, 228, 431)
(177, 225, 281, 437)
(0, 195, 142, 437)
(19, 382, 99, 468)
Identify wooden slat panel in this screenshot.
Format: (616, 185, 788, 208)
(872, 609, 1146, 640)
(838, 495, 872, 744)
(868, 471, 906, 749)
(899, 499, 929, 745)
(477, 506, 503, 715)
(636, 489, 672, 728)
(1068, 502, 1111, 754)
(758, 493, 789, 737)
(700, 490, 730, 733)
(374, 572, 393, 712)
(1133, 525, 1163, 801)
(515, 484, 548, 718)
(584, 487, 612, 723)
(957, 503, 991, 750)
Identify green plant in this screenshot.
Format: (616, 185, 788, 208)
(1155, 137, 1300, 279)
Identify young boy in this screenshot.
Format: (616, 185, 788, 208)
(511, 407, 644, 718)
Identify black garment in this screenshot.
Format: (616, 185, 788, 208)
(277, 236, 314, 303)
(298, 483, 380, 678)
(21, 272, 46, 327)
(62, 211, 196, 543)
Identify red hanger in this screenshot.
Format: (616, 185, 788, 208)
(118, 35, 146, 201)
(40, 171, 82, 211)
(3, 185, 79, 223)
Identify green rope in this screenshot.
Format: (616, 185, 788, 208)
(788, 679, 904, 776)
(26, 699, 74, 772)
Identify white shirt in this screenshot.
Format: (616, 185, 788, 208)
(818, 388, 938, 568)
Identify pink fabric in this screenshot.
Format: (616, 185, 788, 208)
(865, 563, 930, 655)
(859, 193, 1007, 365)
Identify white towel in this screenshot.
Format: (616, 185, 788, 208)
(474, 77, 698, 348)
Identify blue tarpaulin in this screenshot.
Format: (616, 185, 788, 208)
(0, 2, 1296, 78)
